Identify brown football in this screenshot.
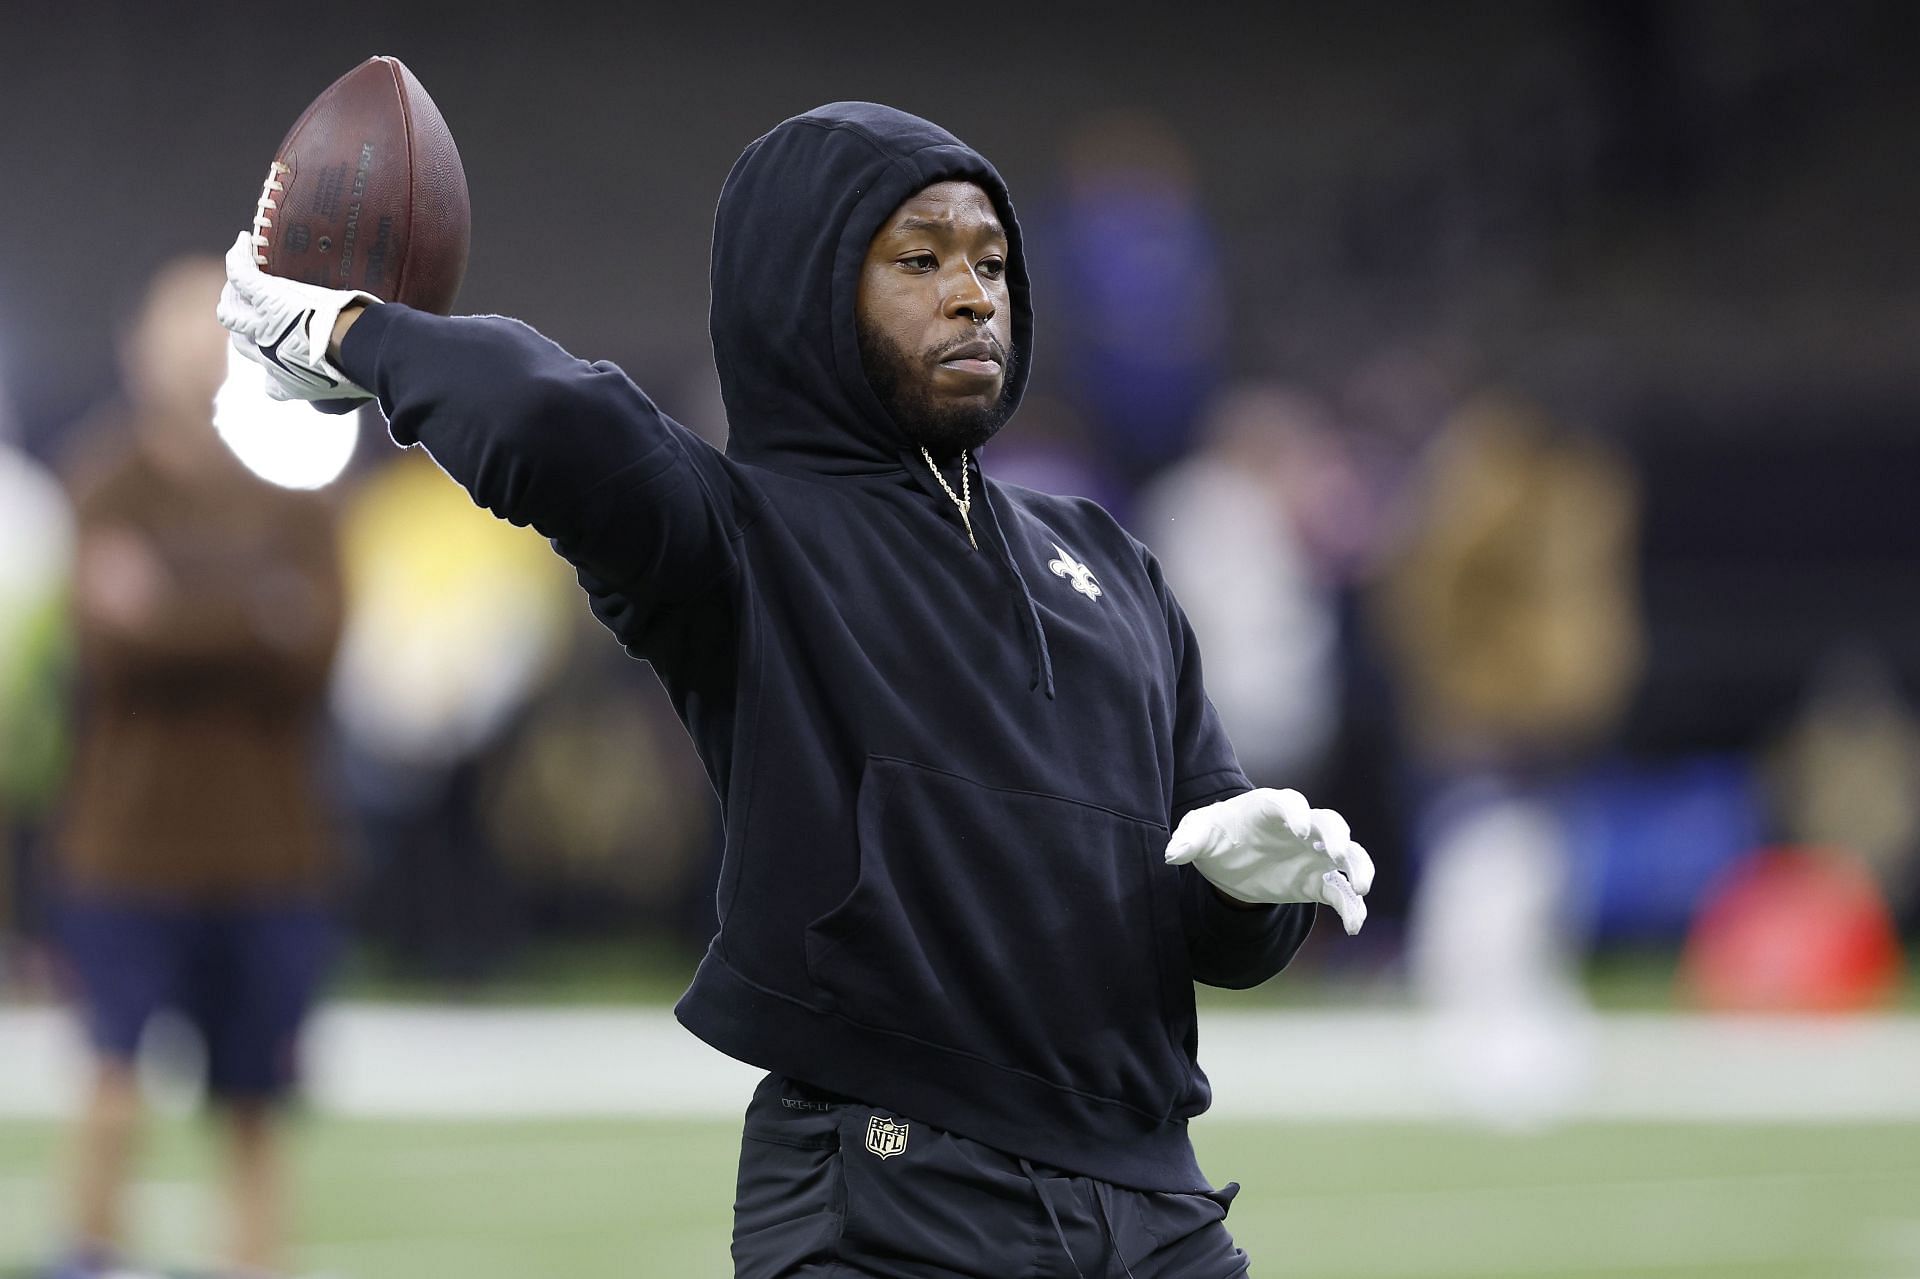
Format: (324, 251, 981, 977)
(250, 56, 469, 314)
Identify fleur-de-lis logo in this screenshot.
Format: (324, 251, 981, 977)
(1048, 542, 1102, 600)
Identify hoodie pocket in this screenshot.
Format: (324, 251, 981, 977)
(804, 755, 1189, 1109)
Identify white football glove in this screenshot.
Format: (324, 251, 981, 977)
(216, 231, 378, 403)
(1166, 788, 1376, 935)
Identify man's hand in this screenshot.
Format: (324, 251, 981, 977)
(216, 231, 377, 404)
(1166, 788, 1376, 935)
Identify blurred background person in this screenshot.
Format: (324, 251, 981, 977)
(1769, 646, 1920, 927)
(1670, 645, 1920, 1016)
(1136, 382, 1343, 790)
(1032, 110, 1228, 491)
(0, 379, 74, 988)
(329, 448, 574, 982)
(1373, 390, 1643, 1122)
(480, 606, 721, 957)
(48, 257, 344, 1279)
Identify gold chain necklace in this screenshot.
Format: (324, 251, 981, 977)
(920, 445, 976, 549)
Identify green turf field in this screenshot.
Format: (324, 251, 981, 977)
(3, 1117, 1917, 1278)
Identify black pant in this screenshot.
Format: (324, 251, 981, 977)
(731, 1074, 1251, 1279)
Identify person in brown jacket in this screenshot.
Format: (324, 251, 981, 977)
(1373, 389, 1642, 1123)
(50, 256, 344, 1279)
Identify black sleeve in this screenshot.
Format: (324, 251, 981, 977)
(1177, 858, 1318, 990)
(338, 304, 744, 620)
(1146, 546, 1318, 989)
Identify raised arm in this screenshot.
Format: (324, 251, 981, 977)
(336, 303, 739, 608)
(219, 234, 744, 629)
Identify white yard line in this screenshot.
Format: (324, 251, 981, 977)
(1197, 1009, 1920, 1123)
(3, 1004, 1920, 1122)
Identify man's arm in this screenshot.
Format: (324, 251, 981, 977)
(1180, 855, 1318, 989)
(1171, 771, 1321, 990)
(334, 303, 740, 611)
(1141, 546, 1321, 988)
(223, 237, 743, 623)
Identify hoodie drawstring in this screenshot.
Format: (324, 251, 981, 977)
(1093, 1181, 1141, 1279)
(1018, 1157, 1139, 1279)
(1022, 1158, 1086, 1279)
(968, 455, 1056, 698)
(987, 501, 1058, 697)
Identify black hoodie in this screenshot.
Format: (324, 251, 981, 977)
(336, 101, 1314, 1192)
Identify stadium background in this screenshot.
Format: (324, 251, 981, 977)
(2, 1, 1917, 1275)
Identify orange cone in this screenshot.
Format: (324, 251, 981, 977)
(1681, 847, 1904, 1013)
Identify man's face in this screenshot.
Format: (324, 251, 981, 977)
(856, 180, 1017, 456)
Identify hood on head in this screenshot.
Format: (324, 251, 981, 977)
(709, 102, 1033, 474)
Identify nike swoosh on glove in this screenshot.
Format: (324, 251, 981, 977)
(216, 231, 378, 404)
(1165, 788, 1376, 935)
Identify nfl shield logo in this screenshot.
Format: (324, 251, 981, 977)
(865, 1115, 909, 1160)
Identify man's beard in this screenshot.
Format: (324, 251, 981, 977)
(858, 319, 1019, 457)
